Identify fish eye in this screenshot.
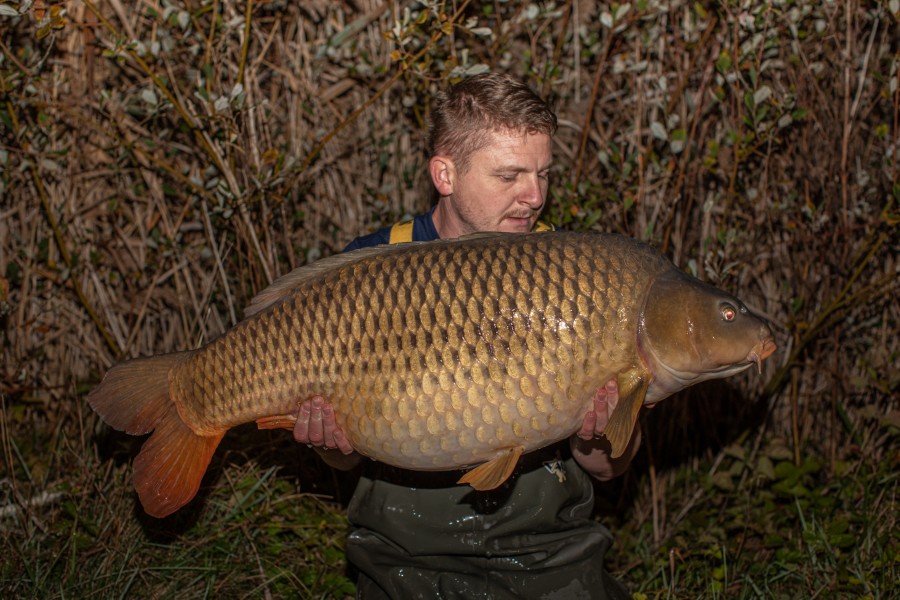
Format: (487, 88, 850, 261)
(721, 304, 736, 321)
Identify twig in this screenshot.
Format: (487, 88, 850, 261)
(241, 523, 273, 600)
(840, 0, 854, 234)
(0, 491, 66, 519)
(275, 0, 473, 202)
(201, 202, 238, 325)
(572, 33, 615, 187)
(764, 231, 890, 397)
(82, 0, 273, 285)
(4, 101, 122, 357)
(542, 0, 574, 99)
(238, 0, 254, 86)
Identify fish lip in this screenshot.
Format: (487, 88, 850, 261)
(747, 338, 777, 374)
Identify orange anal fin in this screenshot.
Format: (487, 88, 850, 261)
(457, 446, 524, 491)
(256, 414, 297, 431)
(604, 370, 649, 458)
(133, 404, 225, 518)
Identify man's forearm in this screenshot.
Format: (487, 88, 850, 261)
(314, 448, 363, 471)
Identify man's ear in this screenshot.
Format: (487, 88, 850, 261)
(429, 155, 455, 196)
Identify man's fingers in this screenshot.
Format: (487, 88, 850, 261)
(578, 410, 597, 440)
(593, 387, 610, 432)
(293, 400, 311, 443)
(581, 379, 618, 438)
(333, 429, 354, 455)
(306, 397, 326, 445)
(603, 379, 619, 413)
(294, 395, 326, 444)
(321, 402, 338, 449)
(293, 395, 352, 452)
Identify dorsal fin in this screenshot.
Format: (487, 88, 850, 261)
(244, 246, 390, 318)
(244, 242, 443, 318)
(242, 232, 522, 319)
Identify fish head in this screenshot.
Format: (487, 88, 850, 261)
(638, 270, 776, 399)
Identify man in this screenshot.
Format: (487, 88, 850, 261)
(295, 73, 640, 599)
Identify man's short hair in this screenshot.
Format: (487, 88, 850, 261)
(428, 72, 557, 173)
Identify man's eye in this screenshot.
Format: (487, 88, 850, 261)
(499, 174, 516, 182)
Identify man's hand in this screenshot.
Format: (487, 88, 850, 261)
(293, 395, 355, 455)
(570, 378, 641, 481)
(575, 379, 618, 440)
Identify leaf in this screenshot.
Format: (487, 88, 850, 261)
(694, 2, 708, 19)
(753, 85, 772, 105)
(711, 471, 734, 491)
(716, 51, 732, 73)
(723, 443, 745, 461)
(826, 517, 849, 536)
(0, 5, 20, 17)
(881, 410, 900, 429)
(141, 88, 158, 106)
(829, 533, 857, 549)
(756, 455, 775, 480)
(773, 461, 800, 481)
(614, 4, 631, 20)
(649, 121, 667, 140)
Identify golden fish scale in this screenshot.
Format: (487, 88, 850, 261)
(169, 233, 668, 470)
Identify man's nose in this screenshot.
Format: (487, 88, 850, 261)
(519, 175, 545, 208)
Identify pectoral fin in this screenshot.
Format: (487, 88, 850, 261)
(604, 370, 649, 458)
(457, 446, 524, 490)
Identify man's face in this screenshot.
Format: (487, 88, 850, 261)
(432, 129, 552, 237)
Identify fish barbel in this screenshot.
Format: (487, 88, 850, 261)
(88, 232, 776, 517)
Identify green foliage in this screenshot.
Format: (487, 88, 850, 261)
(611, 428, 899, 598)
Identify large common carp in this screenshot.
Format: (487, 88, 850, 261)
(89, 232, 775, 518)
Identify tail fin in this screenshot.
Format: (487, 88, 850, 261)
(88, 353, 225, 518)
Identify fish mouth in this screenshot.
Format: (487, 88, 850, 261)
(747, 338, 777, 374)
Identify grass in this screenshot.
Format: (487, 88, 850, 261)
(611, 428, 899, 598)
(2, 415, 356, 599)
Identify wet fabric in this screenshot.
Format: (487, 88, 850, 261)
(346, 443, 630, 600)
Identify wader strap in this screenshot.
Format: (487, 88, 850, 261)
(389, 220, 414, 244)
